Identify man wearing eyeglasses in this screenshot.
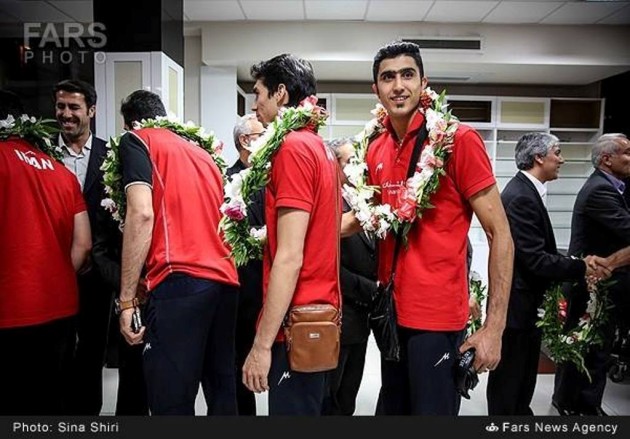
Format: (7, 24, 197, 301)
(227, 113, 266, 415)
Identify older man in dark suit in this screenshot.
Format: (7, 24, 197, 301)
(487, 132, 606, 415)
(54, 79, 112, 415)
(553, 133, 630, 416)
(323, 137, 378, 416)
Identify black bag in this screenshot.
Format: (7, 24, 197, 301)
(369, 122, 428, 363)
(370, 280, 399, 361)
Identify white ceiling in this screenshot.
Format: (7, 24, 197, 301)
(1, 0, 629, 85)
(182, 0, 630, 24)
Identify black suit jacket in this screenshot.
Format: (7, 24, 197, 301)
(501, 172, 585, 329)
(339, 201, 378, 344)
(226, 160, 265, 313)
(565, 169, 630, 323)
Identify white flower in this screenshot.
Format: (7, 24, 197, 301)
(537, 308, 545, 319)
(250, 226, 267, 241)
(343, 162, 367, 187)
(425, 108, 442, 131)
(585, 293, 598, 315)
(0, 115, 15, 129)
(470, 271, 482, 282)
(100, 198, 117, 212)
(224, 170, 248, 200)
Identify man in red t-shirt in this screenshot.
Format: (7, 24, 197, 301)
(241, 54, 341, 415)
(115, 90, 239, 415)
(342, 42, 514, 415)
(0, 94, 92, 414)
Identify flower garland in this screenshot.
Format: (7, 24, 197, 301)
(467, 270, 487, 337)
(343, 88, 459, 241)
(1, 114, 63, 161)
(219, 96, 328, 267)
(100, 116, 226, 225)
(536, 281, 611, 381)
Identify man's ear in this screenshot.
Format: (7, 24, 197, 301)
(421, 76, 428, 89)
(88, 106, 96, 118)
(534, 154, 544, 165)
(276, 84, 289, 106)
(371, 83, 379, 97)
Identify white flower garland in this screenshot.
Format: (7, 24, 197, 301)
(1, 114, 63, 161)
(343, 87, 459, 241)
(100, 115, 226, 226)
(219, 96, 328, 267)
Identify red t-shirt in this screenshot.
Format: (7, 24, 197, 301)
(0, 138, 85, 328)
(263, 128, 341, 340)
(367, 111, 495, 331)
(122, 128, 238, 290)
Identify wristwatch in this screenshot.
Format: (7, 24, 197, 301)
(114, 297, 139, 315)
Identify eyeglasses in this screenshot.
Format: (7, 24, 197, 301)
(245, 132, 264, 138)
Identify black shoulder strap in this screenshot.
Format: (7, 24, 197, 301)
(388, 121, 429, 284)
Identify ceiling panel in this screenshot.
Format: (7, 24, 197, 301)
(305, 0, 368, 20)
(185, 0, 244, 21)
(240, 0, 305, 20)
(49, 0, 93, 22)
(425, 1, 500, 22)
(0, 0, 73, 22)
(597, 3, 630, 24)
(365, 0, 434, 21)
(483, 1, 563, 24)
(540, 1, 627, 25)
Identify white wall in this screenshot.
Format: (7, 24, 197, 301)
(184, 35, 201, 124)
(200, 65, 239, 166)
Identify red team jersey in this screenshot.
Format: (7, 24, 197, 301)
(124, 128, 239, 290)
(263, 128, 341, 341)
(367, 111, 495, 331)
(0, 138, 86, 328)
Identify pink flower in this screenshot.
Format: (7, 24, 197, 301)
(213, 139, 224, 155)
(396, 189, 417, 222)
(558, 299, 568, 322)
(300, 95, 319, 108)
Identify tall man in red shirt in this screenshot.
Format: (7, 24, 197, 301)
(242, 54, 342, 415)
(0, 94, 92, 414)
(116, 90, 239, 415)
(342, 41, 514, 415)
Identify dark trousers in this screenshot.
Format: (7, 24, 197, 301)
(142, 274, 238, 415)
(0, 317, 75, 415)
(323, 341, 368, 415)
(268, 343, 328, 416)
(234, 262, 263, 415)
(68, 273, 114, 415)
(115, 337, 148, 415)
(487, 327, 541, 415)
(378, 327, 464, 415)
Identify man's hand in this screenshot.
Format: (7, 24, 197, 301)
(242, 344, 272, 393)
(584, 255, 612, 281)
(459, 326, 502, 374)
(119, 307, 144, 346)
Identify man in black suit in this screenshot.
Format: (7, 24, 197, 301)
(227, 113, 266, 415)
(323, 137, 378, 416)
(487, 132, 606, 415)
(54, 79, 112, 415)
(553, 133, 630, 416)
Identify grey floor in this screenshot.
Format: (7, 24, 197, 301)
(101, 335, 630, 416)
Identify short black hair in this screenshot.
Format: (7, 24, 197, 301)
(250, 53, 317, 108)
(53, 79, 97, 108)
(120, 90, 167, 127)
(372, 41, 424, 83)
(0, 89, 24, 119)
